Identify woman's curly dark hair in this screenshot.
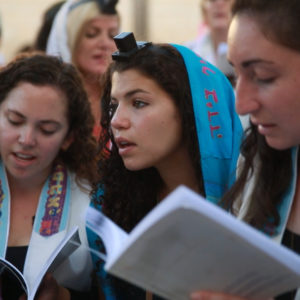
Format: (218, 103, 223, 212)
(221, 0, 298, 232)
(0, 54, 99, 186)
(95, 44, 205, 232)
(93, 43, 206, 299)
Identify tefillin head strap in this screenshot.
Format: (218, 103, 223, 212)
(112, 32, 152, 61)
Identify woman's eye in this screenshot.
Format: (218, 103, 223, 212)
(85, 30, 98, 38)
(252, 69, 277, 85)
(133, 100, 147, 109)
(8, 118, 22, 126)
(256, 77, 276, 84)
(42, 129, 55, 135)
(40, 125, 58, 135)
(85, 33, 96, 38)
(40, 128, 56, 135)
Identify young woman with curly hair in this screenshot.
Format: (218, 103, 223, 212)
(88, 34, 242, 299)
(0, 54, 99, 299)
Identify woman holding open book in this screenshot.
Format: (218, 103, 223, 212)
(0, 54, 99, 299)
(191, 0, 300, 299)
(88, 32, 243, 299)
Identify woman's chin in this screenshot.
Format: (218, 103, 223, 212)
(265, 137, 295, 151)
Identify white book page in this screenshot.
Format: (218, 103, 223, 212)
(86, 207, 128, 263)
(29, 226, 80, 300)
(107, 186, 300, 300)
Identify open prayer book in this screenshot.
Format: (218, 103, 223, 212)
(0, 226, 80, 300)
(86, 185, 300, 300)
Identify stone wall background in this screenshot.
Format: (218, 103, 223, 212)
(0, 0, 202, 63)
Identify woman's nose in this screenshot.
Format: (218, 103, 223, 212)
(111, 105, 130, 130)
(235, 77, 260, 116)
(18, 126, 37, 147)
(98, 33, 114, 50)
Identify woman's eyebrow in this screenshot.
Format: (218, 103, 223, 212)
(8, 109, 61, 126)
(111, 88, 150, 101)
(241, 58, 274, 69)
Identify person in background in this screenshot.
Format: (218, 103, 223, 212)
(185, 0, 235, 85)
(88, 32, 242, 299)
(190, 0, 300, 299)
(0, 54, 99, 300)
(47, 0, 120, 140)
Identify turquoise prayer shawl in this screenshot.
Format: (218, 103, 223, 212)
(172, 44, 243, 203)
(0, 161, 71, 257)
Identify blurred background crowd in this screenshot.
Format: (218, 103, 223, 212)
(0, 0, 202, 63)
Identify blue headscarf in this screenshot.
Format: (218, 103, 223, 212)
(172, 44, 243, 204)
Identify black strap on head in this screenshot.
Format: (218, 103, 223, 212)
(70, 0, 118, 14)
(112, 32, 152, 61)
(96, 0, 118, 14)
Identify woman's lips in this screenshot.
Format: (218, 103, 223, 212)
(12, 152, 36, 167)
(92, 54, 108, 64)
(257, 123, 276, 135)
(118, 144, 135, 156)
(115, 138, 136, 156)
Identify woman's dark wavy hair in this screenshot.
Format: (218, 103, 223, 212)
(94, 43, 205, 298)
(222, 0, 300, 231)
(0, 54, 99, 186)
(96, 44, 204, 232)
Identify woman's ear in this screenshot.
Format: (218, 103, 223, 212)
(61, 132, 74, 151)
